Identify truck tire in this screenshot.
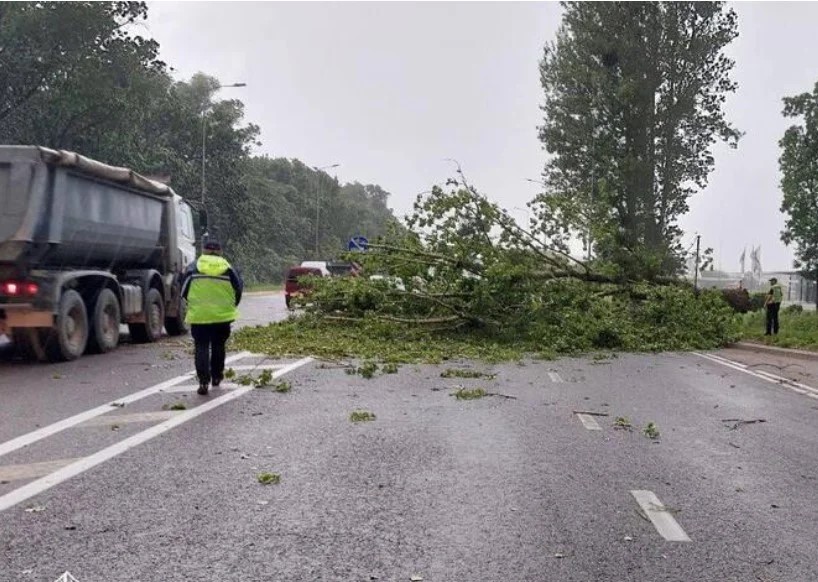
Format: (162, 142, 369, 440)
(42, 289, 88, 361)
(165, 296, 188, 336)
(129, 288, 164, 343)
(88, 288, 121, 353)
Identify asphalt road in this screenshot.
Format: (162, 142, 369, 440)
(2, 298, 818, 581)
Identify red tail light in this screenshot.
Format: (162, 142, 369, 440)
(1, 281, 39, 297)
(1, 281, 19, 296)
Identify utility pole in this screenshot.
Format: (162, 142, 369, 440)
(313, 163, 340, 257)
(693, 234, 701, 292)
(315, 173, 322, 257)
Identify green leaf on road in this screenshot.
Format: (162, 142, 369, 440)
(350, 410, 376, 422)
(257, 472, 281, 485)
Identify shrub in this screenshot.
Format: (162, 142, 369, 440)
(721, 288, 751, 313)
(749, 292, 767, 312)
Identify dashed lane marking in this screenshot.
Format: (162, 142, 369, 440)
(0, 351, 253, 460)
(576, 413, 602, 431)
(630, 490, 691, 542)
(0, 357, 313, 512)
(548, 372, 564, 383)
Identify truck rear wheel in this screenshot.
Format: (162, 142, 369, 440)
(165, 296, 188, 336)
(129, 288, 164, 343)
(88, 288, 121, 353)
(42, 290, 88, 361)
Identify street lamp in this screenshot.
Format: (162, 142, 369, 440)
(313, 163, 340, 257)
(201, 82, 246, 241)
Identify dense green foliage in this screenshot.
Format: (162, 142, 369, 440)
(779, 82, 818, 304)
(0, 2, 396, 283)
(537, 1, 739, 279)
(234, 181, 740, 361)
(234, 284, 739, 362)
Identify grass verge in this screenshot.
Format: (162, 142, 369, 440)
(740, 309, 818, 351)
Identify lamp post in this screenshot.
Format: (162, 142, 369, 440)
(201, 82, 246, 243)
(313, 163, 340, 257)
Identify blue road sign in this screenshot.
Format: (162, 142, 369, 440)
(348, 235, 369, 251)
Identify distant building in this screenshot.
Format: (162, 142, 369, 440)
(691, 269, 817, 304)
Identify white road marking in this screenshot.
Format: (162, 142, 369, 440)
(78, 411, 181, 427)
(0, 356, 313, 513)
(630, 490, 691, 542)
(0, 458, 79, 482)
(225, 364, 285, 371)
(548, 372, 564, 383)
(160, 383, 240, 394)
(576, 413, 602, 431)
(694, 352, 818, 400)
(0, 351, 252, 460)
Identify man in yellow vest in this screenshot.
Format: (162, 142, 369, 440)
(181, 238, 243, 395)
(765, 277, 784, 336)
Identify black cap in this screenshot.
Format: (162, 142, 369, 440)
(204, 238, 222, 251)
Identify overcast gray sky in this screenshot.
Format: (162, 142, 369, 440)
(146, 1, 818, 271)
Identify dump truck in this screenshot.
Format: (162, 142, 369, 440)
(0, 146, 197, 361)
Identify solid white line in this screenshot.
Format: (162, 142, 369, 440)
(0, 356, 313, 513)
(693, 352, 818, 399)
(78, 411, 181, 427)
(159, 384, 239, 394)
(576, 413, 602, 431)
(226, 364, 286, 371)
(0, 351, 252, 460)
(702, 353, 748, 369)
(0, 458, 80, 482)
(630, 490, 691, 542)
(548, 372, 564, 383)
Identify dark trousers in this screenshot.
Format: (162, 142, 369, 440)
(191, 323, 232, 384)
(765, 303, 781, 335)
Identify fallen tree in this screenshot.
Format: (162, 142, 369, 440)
(232, 174, 739, 362)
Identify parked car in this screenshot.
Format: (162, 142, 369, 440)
(284, 266, 323, 308)
(327, 260, 362, 277)
(299, 261, 331, 276)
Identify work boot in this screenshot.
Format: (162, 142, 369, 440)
(212, 376, 222, 388)
(197, 381, 209, 395)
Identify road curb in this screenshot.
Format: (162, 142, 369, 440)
(728, 341, 818, 361)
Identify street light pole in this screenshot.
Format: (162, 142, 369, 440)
(694, 234, 701, 292)
(313, 163, 340, 257)
(201, 82, 246, 243)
